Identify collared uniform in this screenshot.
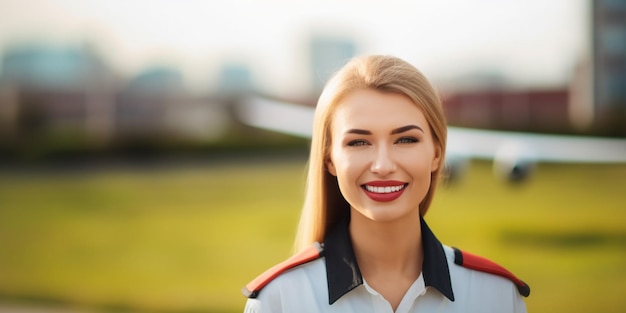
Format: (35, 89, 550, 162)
(243, 217, 529, 313)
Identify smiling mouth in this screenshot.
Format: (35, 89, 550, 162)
(362, 183, 408, 194)
(361, 183, 408, 202)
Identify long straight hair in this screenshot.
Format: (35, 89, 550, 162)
(293, 55, 447, 253)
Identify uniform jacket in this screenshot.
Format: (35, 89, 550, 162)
(243, 216, 529, 313)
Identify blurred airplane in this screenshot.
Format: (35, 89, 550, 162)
(235, 96, 626, 183)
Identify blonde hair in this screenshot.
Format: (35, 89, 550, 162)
(293, 55, 447, 252)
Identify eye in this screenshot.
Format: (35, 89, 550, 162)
(396, 136, 418, 144)
(347, 139, 369, 147)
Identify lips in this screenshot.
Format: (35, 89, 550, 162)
(361, 180, 408, 202)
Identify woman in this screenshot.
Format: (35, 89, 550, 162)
(243, 55, 529, 313)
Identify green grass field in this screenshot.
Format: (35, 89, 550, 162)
(0, 158, 625, 313)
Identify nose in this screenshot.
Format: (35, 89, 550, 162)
(370, 145, 397, 176)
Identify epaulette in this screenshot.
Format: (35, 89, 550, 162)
(453, 247, 530, 297)
(242, 242, 324, 298)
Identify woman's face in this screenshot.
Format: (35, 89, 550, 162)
(327, 88, 441, 223)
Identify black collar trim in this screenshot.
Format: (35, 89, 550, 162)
(323, 215, 455, 304)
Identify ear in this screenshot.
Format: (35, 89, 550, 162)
(431, 145, 442, 172)
(326, 157, 337, 176)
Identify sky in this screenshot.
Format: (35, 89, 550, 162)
(0, 0, 589, 97)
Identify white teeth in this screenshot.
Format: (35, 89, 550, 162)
(365, 185, 405, 193)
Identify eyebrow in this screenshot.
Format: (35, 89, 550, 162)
(391, 125, 424, 134)
(345, 125, 424, 135)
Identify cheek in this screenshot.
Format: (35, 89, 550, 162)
(329, 144, 349, 172)
(401, 152, 436, 176)
(333, 155, 356, 178)
(333, 151, 369, 176)
(330, 151, 366, 191)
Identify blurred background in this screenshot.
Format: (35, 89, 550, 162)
(0, 0, 625, 313)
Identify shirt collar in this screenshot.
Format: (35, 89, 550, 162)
(323, 215, 455, 305)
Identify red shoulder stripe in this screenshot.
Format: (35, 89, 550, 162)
(453, 248, 530, 297)
(243, 242, 323, 298)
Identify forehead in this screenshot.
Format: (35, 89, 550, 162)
(331, 89, 430, 133)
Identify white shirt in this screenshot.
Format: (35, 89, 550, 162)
(243, 217, 528, 313)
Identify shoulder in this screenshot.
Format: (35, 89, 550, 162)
(450, 246, 530, 297)
(242, 242, 324, 299)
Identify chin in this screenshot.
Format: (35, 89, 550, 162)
(353, 205, 414, 224)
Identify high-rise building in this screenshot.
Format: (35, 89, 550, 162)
(309, 35, 357, 92)
(592, 0, 626, 133)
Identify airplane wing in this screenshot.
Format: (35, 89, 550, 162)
(446, 126, 626, 164)
(236, 96, 626, 181)
(236, 96, 313, 138)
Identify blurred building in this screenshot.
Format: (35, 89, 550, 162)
(443, 88, 570, 134)
(116, 66, 184, 138)
(309, 35, 357, 93)
(0, 43, 117, 151)
(116, 64, 232, 144)
(217, 63, 254, 96)
(444, 0, 626, 137)
(591, 0, 626, 134)
(0, 42, 294, 159)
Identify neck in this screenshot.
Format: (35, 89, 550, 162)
(349, 209, 423, 276)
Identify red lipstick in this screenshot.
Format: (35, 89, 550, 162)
(361, 180, 407, 202)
